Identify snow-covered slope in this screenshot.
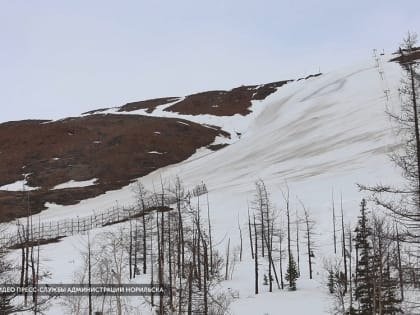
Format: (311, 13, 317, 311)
(5, 56, 404, 314)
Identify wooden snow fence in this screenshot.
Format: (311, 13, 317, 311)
(0, 182, 207, 249)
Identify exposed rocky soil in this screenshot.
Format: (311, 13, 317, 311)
(81, 80, 291, 117)
(82, 97, 180, 115)
(118, 97, 181, 113)
(0, 114, 224, 222)
(163, 81, 290, 116)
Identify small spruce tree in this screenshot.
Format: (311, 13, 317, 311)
(285, 254, 298, 291)
(263, 274, 268, 286)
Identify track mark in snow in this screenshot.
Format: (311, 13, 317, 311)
(300, 67, 371, 102)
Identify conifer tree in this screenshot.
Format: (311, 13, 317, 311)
(285, 253, 298, 291)
(328, 270, 335, 294)
(382, 256, 402, 314)
(353, 199, 374, 315)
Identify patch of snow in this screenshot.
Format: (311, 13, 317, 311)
(148, 151, 163, 154)
(0, 179, 39, 191)
(51, 178, 98, 190)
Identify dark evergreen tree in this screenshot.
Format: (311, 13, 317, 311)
(285, 253, 298, 291)
(328, 269, 335, 294)
(263, 274, 268, 286)
(353, 199, 374, 315)
(382, 258, 402, 314)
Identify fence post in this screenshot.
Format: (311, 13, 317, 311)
(77, 217, 80, 233)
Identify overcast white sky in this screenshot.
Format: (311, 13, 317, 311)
(0, 1, 419, 122)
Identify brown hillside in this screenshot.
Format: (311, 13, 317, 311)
(0, 114, 225, 222)
(164, 80, 290, 116)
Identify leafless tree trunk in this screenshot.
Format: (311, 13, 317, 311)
(332, 190, 337, 255)
(129, 219, 133, 279)
(206, 192, 213, 276)
(18, 224, 25, 287)
(156, 211, 164, 315)
(238, 215, 243, 262)
(248, 206, 254, 259)
(301, 201, 314, 280)
(168, 212, 173, 311)
(225, 238, 230, 281)
(196, 197, 202, 291)
(187, 263, 193, 315)
(203, 241, 209, 315)
(88, 232, 92, 315)
(282, 187, 293, 288)
(395, 224, 404, 300)
(134, 181, 148, 274)
(254, 215, 258, 295)
(279, 228, 284, 289)
(340, 194, 347, 293)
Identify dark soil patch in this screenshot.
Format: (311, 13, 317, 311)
(81, 108, 110, 115)
(81, 97, 180, 115)
(118, 97, 180, 113)
(0, 114, 223, 223)
(163, 80, 291, 116)
(207, 143, 229, 151)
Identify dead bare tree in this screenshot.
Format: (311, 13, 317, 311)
(238, 214, 243, 262)
(248, 205, 254, 259)
(299, 200, 315, 280)
(332, 190, 337, 255)
(254, 215, 259, 295)
(225, 238, 230, 281)
(340, 194, 348, 294)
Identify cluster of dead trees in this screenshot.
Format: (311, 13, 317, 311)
(246, 179, 316, 294)
(0, 190, 50, 315)
(65, 177, 231, 315)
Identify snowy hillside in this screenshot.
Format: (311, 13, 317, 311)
(2, 55, 406, 315)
